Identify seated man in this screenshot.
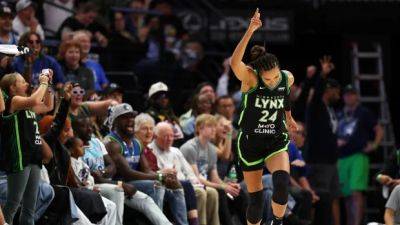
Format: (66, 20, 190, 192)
(180, 114, 242, 225)
(72, 115, 172, 225)
(104, 103, 189, 225)
(150, 121, 219, 225)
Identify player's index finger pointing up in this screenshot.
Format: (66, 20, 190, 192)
(254, 8, 260, 18)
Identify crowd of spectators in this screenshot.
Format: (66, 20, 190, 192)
(0, 0, 395, 225)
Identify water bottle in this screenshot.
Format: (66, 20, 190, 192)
(227, 166, 238, 183)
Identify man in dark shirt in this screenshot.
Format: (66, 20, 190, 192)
(304, 56, 341, 225)
(57, 2, 108, 47)
(337, 85, 383, 225)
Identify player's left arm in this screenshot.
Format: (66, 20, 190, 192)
(282, 70, 298, 131)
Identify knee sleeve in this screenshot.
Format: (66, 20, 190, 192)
(272, 170, 290, 205)
(246, 190, 265, 224)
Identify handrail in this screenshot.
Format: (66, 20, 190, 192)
(111, 7, 162, 16)
(43, 0, 75, 14)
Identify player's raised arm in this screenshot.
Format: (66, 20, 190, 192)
(230, 8, 262, 82)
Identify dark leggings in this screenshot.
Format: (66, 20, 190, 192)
(180, 180, 197, 211)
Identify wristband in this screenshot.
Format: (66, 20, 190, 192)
(40, 83, 48, 87)
(227, 132, 232, 139)
(157, 172, 163, 182)
(372, 142, 379, 150)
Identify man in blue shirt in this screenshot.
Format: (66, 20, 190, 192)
(73, 30, 109, 92)
(72, 115, 173, 225)
(12, 32, 64, 87)
(337, 85, 383, 225)
(105, 103, 189, 225)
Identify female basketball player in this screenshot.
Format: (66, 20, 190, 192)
(230, 9, 298, 225)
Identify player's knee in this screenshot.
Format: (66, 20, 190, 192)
(272, 170, 290, 205)
(247, 190, 265, 224)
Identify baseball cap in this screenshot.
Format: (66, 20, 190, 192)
(343, 84, 358, 95)
(148, 82, 168, 99)
(0, 3, 12, 16)
(16, 0, 35, 13)
(102, 83, 124, 96)
(104, 103, 138, 130)
(323, 78, 340, 91)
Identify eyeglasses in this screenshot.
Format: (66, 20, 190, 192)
(28, 39, 41, 44)
(72, 89, 86, 96)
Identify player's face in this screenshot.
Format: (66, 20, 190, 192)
(260, 67, 281, 87)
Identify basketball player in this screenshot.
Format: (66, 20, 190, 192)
(230, 8, 298, 225)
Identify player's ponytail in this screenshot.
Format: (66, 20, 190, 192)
(250, 45, 266, 61)
(249, 45, 279, 72)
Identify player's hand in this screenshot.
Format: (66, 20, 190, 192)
(248, 8, 262, 33)
(319, 55, 335, 77)
(287, 117, 298, 132)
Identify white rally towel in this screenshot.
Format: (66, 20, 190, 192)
(0, 44, 31, 56)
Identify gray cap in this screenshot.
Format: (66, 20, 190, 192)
(16, 0, 34, 12)
(104, 103, 138, 130)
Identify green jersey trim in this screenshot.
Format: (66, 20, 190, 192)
(108, 135, 125, 154)
(281, 71, 291, 95)
(14, 114, 23, 171)
(237, 131, 290, 166)
(237, 131, 265, 166)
